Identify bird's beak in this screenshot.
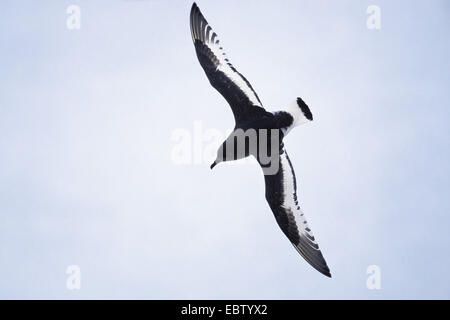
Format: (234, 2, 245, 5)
(210, 161, 217, 170)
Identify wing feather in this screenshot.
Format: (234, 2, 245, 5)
(190, 3, 266, 123)
(263, 148, 331, 277)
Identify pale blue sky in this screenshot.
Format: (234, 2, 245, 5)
(0, 0, 449, 299)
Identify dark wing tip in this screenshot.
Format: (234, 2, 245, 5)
(293, 237, 331, 278)
(319, 262, 332, 278)
(297, 97, 313, 121)
(190, 2, 199, 17)
(190, 2, 209, 43)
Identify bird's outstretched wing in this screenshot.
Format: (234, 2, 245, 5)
(263, 148, 331, 277)
(190, 3, 267, 123)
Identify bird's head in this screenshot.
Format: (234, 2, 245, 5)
(210, 157, 223, 170)
(210, 142, 226, 170)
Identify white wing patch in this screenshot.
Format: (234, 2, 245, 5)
(191, 6, 263, 108)
(280, 150, 318, 246)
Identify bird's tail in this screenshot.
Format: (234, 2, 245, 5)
(277, 98, 313, 135)
(287, 97, 313, 126)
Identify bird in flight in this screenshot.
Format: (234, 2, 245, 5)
(189, 3, 331, 277)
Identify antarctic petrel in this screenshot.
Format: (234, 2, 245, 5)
(190, 3, 331, 277)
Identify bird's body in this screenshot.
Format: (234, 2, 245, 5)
(190, 3, 331, 277)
